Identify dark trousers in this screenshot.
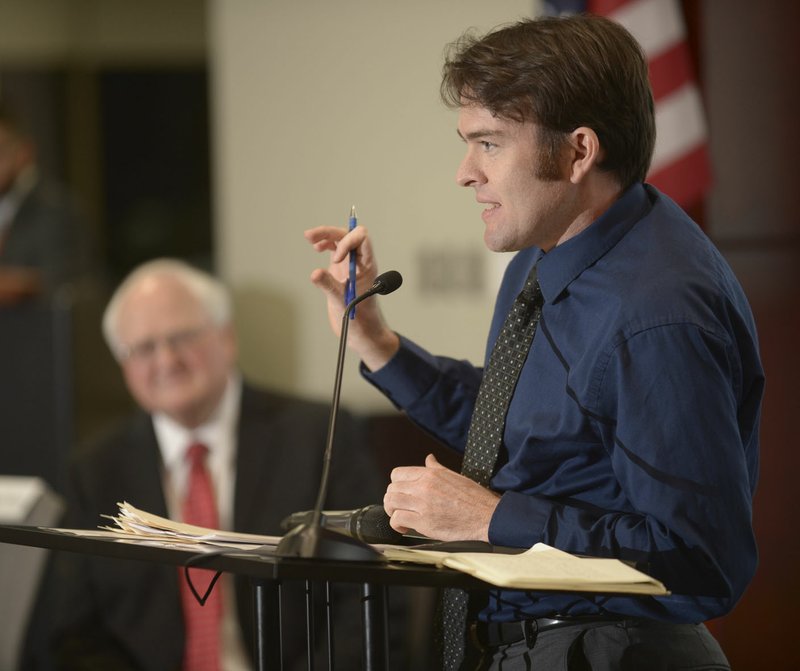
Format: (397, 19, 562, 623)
(474, 621, 729, 671)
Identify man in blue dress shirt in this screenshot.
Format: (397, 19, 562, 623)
(306, 14, 762, 671)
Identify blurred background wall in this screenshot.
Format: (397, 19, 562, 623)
(0, 0, 797, 668)
(209, 0, 527, 411)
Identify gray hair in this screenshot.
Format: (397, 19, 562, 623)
(102, 258, 232, 359)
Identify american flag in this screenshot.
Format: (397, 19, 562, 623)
(543, 0, 712, 208)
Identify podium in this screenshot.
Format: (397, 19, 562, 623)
(0, 524, 489, 670)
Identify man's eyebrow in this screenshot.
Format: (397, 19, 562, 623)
(456, 128, 506, 142)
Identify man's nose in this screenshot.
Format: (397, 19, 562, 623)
(456, 150, 481, 188)
(151, 338, 183, 367)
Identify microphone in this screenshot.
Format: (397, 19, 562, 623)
(370, 269, 403, 296)
(275, 270, 403, 561)
(280, 504, 405, 545)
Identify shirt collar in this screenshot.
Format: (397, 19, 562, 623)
(154, 373, 242, 469)
(536, 183, 652, 303)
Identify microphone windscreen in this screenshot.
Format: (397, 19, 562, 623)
(352, 504, 404, 543)
(373, 270, 403, 295)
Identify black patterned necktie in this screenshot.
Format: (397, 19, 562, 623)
(441, 263, 544, 671)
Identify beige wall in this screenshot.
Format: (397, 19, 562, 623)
(209, 1, 536, 410)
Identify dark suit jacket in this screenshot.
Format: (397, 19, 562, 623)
(30, 383, 385, 670)
(0, 179, 92, 292)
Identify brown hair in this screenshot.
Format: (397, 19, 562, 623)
(441, 14, 655, 189)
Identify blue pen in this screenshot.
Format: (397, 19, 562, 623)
(345, 205, 357, 318)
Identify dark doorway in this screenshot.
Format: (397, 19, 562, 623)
(100, 68, 213, 282)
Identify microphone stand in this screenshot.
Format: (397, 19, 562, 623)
(275, 272, 402, 561)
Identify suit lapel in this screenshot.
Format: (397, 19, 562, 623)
(233, 384, 277, 533)
(122, 413, 170, 517)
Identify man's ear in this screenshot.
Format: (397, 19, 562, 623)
(567, 126, 602, 184)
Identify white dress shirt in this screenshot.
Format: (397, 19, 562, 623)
(153, 374, 252, 671)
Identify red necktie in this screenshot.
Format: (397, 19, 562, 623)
(179, 442, 222, 671)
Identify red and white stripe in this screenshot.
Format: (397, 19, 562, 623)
(588, 0, 712, 207)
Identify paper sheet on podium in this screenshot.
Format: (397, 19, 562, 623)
(381, 543, 668, 595)
(68, 501, 282, 548)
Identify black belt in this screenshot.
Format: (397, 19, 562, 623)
(471, 615, 632, 649)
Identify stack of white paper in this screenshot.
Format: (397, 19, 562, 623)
(57, 501, 281, 550)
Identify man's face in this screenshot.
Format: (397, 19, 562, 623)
(115, 275, 236, 428)
(456, 104, 572, 252)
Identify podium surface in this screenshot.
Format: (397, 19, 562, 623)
(0, 524, 488, 670)
(0, 523, 490, 586)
